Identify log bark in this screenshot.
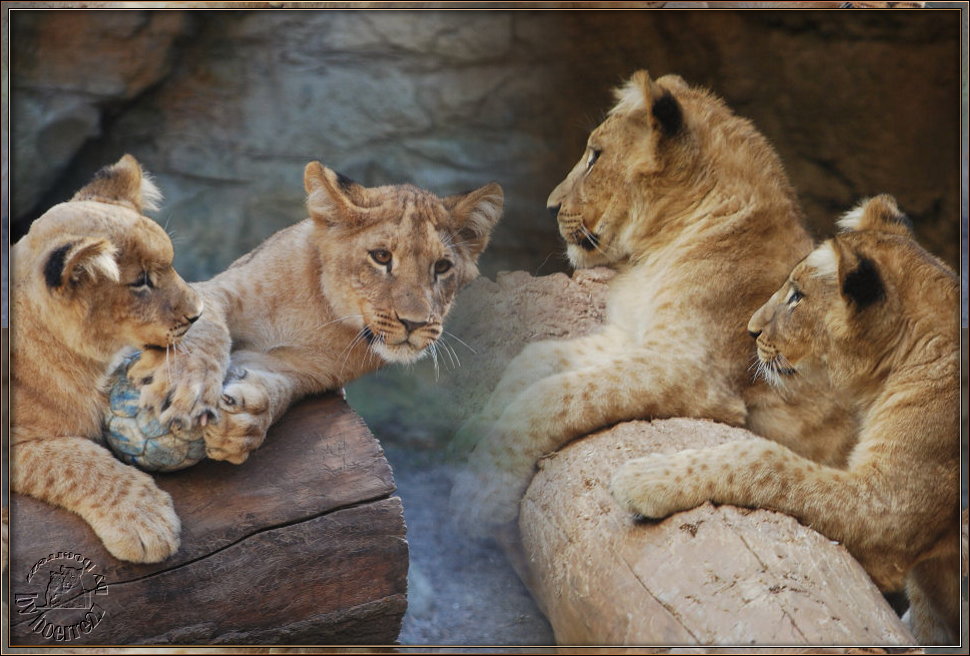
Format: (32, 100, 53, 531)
(513, 418, 917, 648)
(8, 394, 408, 646)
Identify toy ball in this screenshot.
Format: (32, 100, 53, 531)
(103, 352, 206, 472)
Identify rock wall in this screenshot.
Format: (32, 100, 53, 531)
(10, 8, 962, 281)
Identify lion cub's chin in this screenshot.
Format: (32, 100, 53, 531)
(372, 341, 431, 365)
(566, 243, 612, 270)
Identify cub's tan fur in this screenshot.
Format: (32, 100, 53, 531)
(11, 155, 203, 563)
(451, 70, 853, 534)
(611, 195, 959, 644)
(140, 163, 502, 461)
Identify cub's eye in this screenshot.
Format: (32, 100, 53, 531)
(586, 149, 601, 169)
(787, 289, 803, 305)
(434, 259, 453, 276)
(370, 249, 393, 269)
(130, 271, 153, 290)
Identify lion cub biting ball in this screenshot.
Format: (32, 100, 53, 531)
(451, 70, 853, 534)
(11, 155, 202, 563)
(139, 163, 503, 463)
(611, 195, 959, 644)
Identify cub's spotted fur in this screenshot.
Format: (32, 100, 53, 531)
(12, 155, 202, 562)
(612, 195, 959, 644)
(451, 70, 852, 534)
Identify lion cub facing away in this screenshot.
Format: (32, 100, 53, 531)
(139, 163, 503, 463)
(11, 155, 203, 563)
(612, 195, 959, 644)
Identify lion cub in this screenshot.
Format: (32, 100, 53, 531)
(451, 70, 853, 534)
(138, 163, 503, 462)
(12, 155, 203, 563)
(611, 195, 959, 644)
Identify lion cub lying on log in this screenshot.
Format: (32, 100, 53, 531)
(138, 163, 503, 463)
(451, 70, 853, 535)
(612, 195, 959, 644)
(11, 155, 202, 562)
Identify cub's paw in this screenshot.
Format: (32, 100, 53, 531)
(610, 451, 706, 520)
(132, 352, 223, 432)
(87, 480, 181, 563)
(203, 373, 270, 465)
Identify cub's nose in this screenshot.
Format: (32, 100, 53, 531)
(187, 313, 202, 325)
(748, 329, 762, 339)
(547, 204, 561, 219)
(400, 318, 428, 334)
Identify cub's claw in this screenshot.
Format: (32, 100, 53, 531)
(134, 354, 224, 433)
(203, 375, 270, 465)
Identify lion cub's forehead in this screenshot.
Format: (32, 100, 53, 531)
(801, 243, 838, 280)
(593, 113, 632, 139)
(363, 186, 453, 250)
(368, 185, 447, 217)
(102, 215, 174, 270)
(124, 220, 175, 266)
(30, 201, 174, 265)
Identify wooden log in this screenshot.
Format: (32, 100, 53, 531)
(433, 270, 924, 650)
(8, 394, 408, 646)
(514, 418, 916, 647)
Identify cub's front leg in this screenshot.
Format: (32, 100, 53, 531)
(452, 343, 747, 538)
(132, 290, 232, 431)
(479, 329, 626, 423)
(13, 437, 180, 563)
(609, 447, 737, 520)
(203, 350, 307, 464)
(453, 332, 617, 454)
(609, 437, 889, 578)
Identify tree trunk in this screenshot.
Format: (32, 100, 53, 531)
(8, 394, 408, 646)
(511, 418, 918, 648)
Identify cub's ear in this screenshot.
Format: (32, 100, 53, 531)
(443, 183, 504, 260)
(71, 154, 162, 213)
(615, 70, 683, 138)
(44, 237, 120, 290)
(832, 240, 885, 310)
(304, 161, 369, 226)
(837, 194, 912, 236)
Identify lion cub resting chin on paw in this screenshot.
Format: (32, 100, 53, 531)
(611, 195, 959, 645)
(139, 162, 503, 464)
(11, 155, 203, 563)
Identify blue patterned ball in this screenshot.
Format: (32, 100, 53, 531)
(103, 353, 206, 472)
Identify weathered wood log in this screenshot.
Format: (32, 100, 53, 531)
(514, 418, 916, 647)
(8, 394, 408, 646)
(424, 270, 925, 649)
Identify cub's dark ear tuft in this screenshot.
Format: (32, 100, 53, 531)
(841, 255, 885, 310)
(44, 243, 73, 289)
(304, 161, 370, 227)
(43, 237, 119, 290)
(616, 71, 684, 138)
(651, 91, 683, 138)
(335, 171, 357, 192)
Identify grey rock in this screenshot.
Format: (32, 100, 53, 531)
(10, 10, 960, 283)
